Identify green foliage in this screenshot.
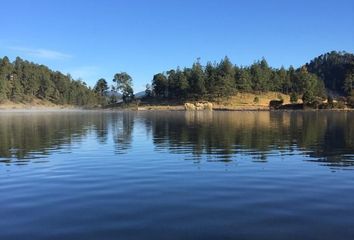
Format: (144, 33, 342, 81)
(144, 84, 152, 98)
(113, 72, 134, 103)
(235, 67, 252, 91)
(290, 92, 298, 103)
(0, 80, 8, 102)
(2, 51, 352, 107)
(215, 57, 235, 98)
(302, 90, 315, 105)
(0, 56, 99, 105)
(344, 73, 354, 95)
(0, 57, 12, 100)
(306, 51, 354, 94)
(152, 73, 168, 98)
(94, 78, 108, 96)
(10, 76, 24, 102)
(189, 61, 206, 98)
(149, 52, 351, 102)
(278, 66, 290, 93)
(250, 58, 272, 92)
(93, 78, 109, 106)
(167, 68, 189, 99)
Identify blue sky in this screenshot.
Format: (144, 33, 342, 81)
(1, 0, 353, 92)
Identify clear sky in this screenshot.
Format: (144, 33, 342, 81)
(1, 0, 353, 92)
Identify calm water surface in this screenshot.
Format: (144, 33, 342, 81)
(0, 111, 353, 240)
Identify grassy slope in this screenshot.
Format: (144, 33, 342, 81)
(212, 92, 292, 110)
(136, 92, 293, 110)
(0, 98, 76, 110)
(0, 92, 297, 110)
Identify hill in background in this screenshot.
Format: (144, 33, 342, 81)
(1, 51, 353, 108)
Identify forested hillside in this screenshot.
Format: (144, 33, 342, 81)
(306, 51, 354, 95)
(149, 51, 354, 104)
(1, 51, 353, 107)
(0, 56, 99, 105)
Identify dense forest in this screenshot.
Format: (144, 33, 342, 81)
(149, 51, 354, 104)
(0, 56, 99, 105)
(1, 51, 353, 107)
(306, 51, 354, 95)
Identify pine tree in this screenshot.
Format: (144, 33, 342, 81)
(189, 61, 206, 99)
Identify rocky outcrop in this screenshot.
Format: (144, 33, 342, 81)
(184, 102, 213, 111)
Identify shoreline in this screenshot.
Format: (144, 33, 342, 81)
(1, 98, 353, 112)
(1, 105, 353, 112)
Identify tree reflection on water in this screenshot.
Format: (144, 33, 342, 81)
(0, 111, 353, 169)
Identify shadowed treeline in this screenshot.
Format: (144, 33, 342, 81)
(0, 111, 353, 168)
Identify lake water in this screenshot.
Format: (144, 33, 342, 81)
(0, 111, 353, 240)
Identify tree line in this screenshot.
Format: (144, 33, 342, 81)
(148, 51, 353, 104)
(93, 51, 353, 106)
(1, 51, 353, 106)
(0, 56, 99, 105)
(93, 72, 135, 104)
(306, 51, 354, 96)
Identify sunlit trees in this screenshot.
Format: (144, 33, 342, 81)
(250, 58, 272, 92)
(0, 57, 11, 101)
(113, 72, 134, 103)
(94, 78, 109, 96)
(189, 61, 206, 98)
(302, 90, 315, 105)
(0, 56, 99, 105)
(215, 57, 235, 98)
(152, 73, 168, 98)
(167, 68, 189, 99)
(235, 67, 252, 91)
(306, 51, 354, 95)
(1, 51, 353, 107)
(148, 53, 352, 102)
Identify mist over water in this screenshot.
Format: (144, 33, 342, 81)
(0, 111, 353, 240)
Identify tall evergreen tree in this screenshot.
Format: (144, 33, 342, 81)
(214, 57, 235, 98)
(235, 67, 252, 91)
(189, 61, 206, 99)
